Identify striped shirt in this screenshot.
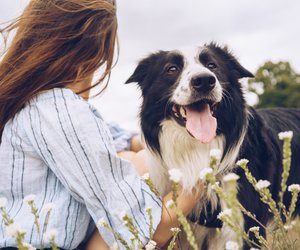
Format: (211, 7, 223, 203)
(0, 88, 162, 249)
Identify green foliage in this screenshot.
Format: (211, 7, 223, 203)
(249, 61, 300, 108)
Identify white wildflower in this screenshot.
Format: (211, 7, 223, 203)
(97, 218, 107, 228)
(110, 242, 119, 250)
(0, 197, 7, 208)
(284, 224, 293, 231)
(250, 248, 260, 250)
(145, 240, 157, 250)
(255, 180, 271, 190)
(211, 181, 220, 190)
(23, 194, 36, 204)
(6, 223, 25, 238)
(210, 149, 222, 160)
(119, 211, 128, 221)
(278, 131, 293, 140)
(142, 173, 150, 180)
(236, 159, 249, 166)
(145, 207, 152, 213)
(170, 227, 181, 233)
(288, 184, 300, 192)
(199, 167, 213, 180)
(168, 168, 183, 183)
(6, 224, 18, 238)
(223, 173, 240, 182)
(249, 226, 260, 232)
(43, 202, 56, 213)
(22, 243, 36, 250)
(165, 200, 174, 209)
(44, 229, 58, 241)
(225, 240, 239, 250)
(217, 209, 232, 219)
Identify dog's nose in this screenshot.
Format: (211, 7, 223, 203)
(191, 74, 216, 92)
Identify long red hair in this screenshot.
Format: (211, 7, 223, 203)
(0, 0, 118, 141)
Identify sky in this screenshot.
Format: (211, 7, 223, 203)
(1, 0, 300, 130)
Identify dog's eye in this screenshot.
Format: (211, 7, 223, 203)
(207, 62, 217, 69)
(167, 65, 179, 74)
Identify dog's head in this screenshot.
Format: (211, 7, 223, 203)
(126, 43, 253, 148)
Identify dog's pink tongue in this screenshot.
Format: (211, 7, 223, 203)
(185, 104, 217, 143)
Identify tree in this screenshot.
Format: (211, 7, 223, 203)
(248, 61, 300, 108)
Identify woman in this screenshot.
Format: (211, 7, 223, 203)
(0, 0, 202, 249)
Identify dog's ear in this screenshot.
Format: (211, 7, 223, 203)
(224, 47, 254, 79)
(125, 57, 152, 85)
(206, 43, 254, 79)
(125, 51, 166, 85)
(219, 45, 254, 79)
(125, 63, 147, 84)
(230, 58, 254, 79)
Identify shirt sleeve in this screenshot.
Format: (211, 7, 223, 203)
(25, 93, 162, 247)
(107, 122, 136, 152)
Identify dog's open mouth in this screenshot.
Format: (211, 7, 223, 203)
(172, 100, 218, 144)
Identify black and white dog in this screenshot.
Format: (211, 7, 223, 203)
(125, 43, 300, 249)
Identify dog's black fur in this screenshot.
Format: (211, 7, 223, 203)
(126, 43, 300, 249)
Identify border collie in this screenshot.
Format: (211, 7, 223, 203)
(125, 43, 300, 249)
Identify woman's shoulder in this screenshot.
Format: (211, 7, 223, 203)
(25, 88, 99, 115)
(29, 88, 82, 105)
(19, 88, 104, 129)
(16, 88, 108, 145)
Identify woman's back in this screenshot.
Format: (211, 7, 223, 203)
(0, 89, 94, 248)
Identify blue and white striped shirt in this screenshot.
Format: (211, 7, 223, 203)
(0, 88, 162, 249)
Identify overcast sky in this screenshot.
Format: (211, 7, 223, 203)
(1, 0, 300, 130)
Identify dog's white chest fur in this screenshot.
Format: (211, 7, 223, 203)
(147, 119, 224, 195)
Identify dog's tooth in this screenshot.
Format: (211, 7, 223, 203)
(180, 106, 187, 118)
(210, 103, 216, 115)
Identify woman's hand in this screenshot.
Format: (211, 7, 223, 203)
(117, 134, 148, 176)
(153, 182, 204, 248)
(130, 134, 144, 152)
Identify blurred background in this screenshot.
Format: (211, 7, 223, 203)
(1, 0, 300, 130)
